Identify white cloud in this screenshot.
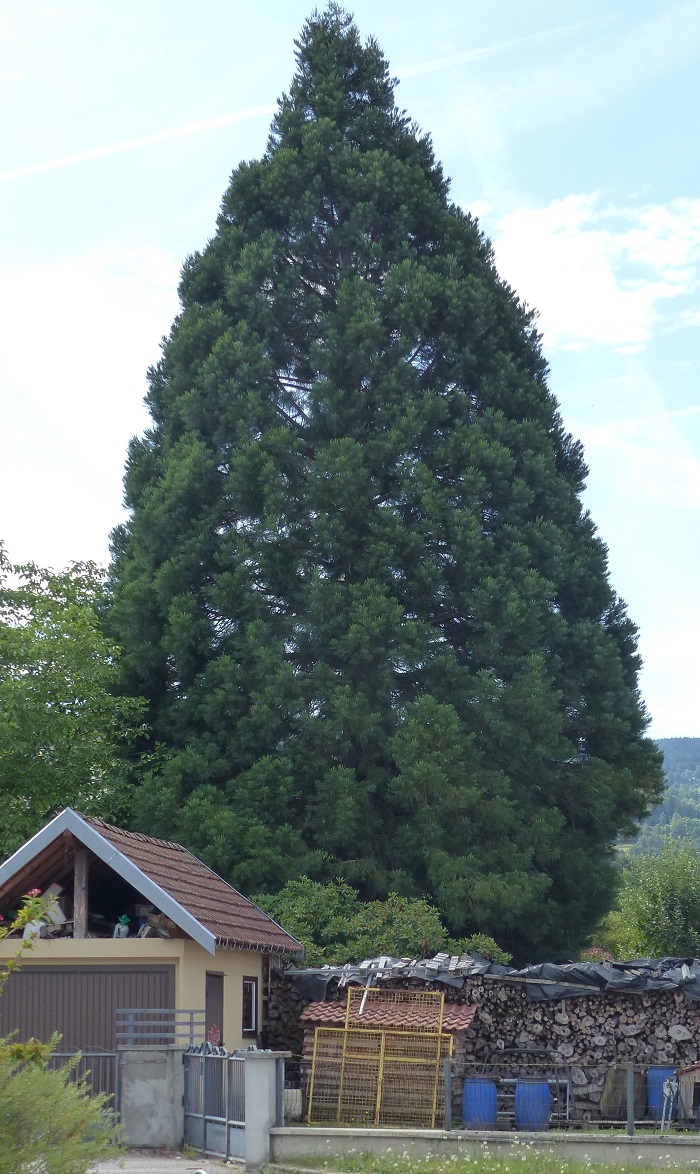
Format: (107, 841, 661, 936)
(0, 246, 181, 568)
(491, 195, 700, 350)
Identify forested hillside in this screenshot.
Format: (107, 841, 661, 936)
(630, 738, 700, 852)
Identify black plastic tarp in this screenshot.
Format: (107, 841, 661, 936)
(286, 953, 700, 1002)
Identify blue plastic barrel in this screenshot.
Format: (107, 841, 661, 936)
(647, 1067, 677, 1120)
(514, 1081, 551, 1130)
(462, 1078, 498, 1129)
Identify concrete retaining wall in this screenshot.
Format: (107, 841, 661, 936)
(270, 1125, 700, 1167)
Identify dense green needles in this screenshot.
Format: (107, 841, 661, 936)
(107, 6, 663, 959)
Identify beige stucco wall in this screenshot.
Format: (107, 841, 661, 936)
(0, 936, 264, 1049)
(0, 936, 186, 967)
(177, 940, 263, 1049)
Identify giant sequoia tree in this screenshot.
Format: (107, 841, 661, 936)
(108, 6, 663, 958)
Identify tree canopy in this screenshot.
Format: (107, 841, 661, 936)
(107, 5, 663, 959)
(253, 877, 511, 967)
(0, 546, 146, 855)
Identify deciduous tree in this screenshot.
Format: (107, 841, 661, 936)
(253, 877, 511, 966)
(0, 546, 146, 854)
(600, 837, 700, 959)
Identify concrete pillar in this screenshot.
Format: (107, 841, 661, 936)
(118, 1046, 185, 1148)
(243, 1050, 290, 1170)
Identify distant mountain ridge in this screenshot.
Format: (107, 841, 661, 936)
(631, 738, 700, 852)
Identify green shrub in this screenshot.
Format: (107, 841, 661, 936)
(598, 835, 700, 958)
(0, 1047, 121, 1173)
(0, 893, 121, 1171)
(254, 877, 511, 965)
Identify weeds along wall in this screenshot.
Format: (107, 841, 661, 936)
(266, 969, 700, 1120)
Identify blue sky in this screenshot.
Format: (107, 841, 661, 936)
(1, 1, 698, 737)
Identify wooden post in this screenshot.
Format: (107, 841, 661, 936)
(444, 1058, 452, 1130)
(74, 848, 89, 939)
(626, 1062, 635, 1136)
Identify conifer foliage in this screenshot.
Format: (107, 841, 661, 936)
(108, 6, 663, 957)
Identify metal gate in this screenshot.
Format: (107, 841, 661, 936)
(49, 1050, 120, 1114)
(183, 1047, 245, 1158)
(307, 1026, 452, 1127)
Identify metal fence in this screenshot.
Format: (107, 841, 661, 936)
(183, 1046, 246, 1159)
(460, 1061, 689, 1133)
(115, 1007, 205, 1046)
(292, 1058, 693, 1134)
(49, 1050, 120, 1114)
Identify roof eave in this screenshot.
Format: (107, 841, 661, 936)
(166, 851, 305, 957)
(216, 934, 304, 956)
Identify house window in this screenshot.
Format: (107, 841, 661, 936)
(205, 971, 224, 1047)
(242, 976, 258, 1036)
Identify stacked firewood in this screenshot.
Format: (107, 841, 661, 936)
(264, 969, 310, 1077)
(267, 968, 700, 1108)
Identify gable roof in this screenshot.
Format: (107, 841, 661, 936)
(0, 808, 302, 958)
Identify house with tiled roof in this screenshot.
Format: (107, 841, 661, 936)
(0, 808, 302, 1056)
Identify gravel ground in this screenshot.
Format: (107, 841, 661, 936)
(96, 1150, 231, 1172)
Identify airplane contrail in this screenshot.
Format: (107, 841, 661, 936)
(0, 17, 615, 184)
(396, 16, 616, 79)
(0, 104, 277, 183)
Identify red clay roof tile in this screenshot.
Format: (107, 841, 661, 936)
(300, 998, 476, 1031)
(81, 815, 302, 955)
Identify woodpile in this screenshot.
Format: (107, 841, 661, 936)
(265, 967, 309, 1077)
(266, 968, 700, 1119)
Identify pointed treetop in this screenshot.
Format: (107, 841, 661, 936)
(271, 4, 408, 150)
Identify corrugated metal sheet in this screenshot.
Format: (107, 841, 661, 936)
(0, 965, 174, 1051)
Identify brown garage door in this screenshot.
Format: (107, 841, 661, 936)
(0, 965, 175, 1051)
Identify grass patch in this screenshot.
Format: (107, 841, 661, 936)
(274, 1147, 700, 1173)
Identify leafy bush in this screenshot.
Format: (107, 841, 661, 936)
(254, 877, 511, 965)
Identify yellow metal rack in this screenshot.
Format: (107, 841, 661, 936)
(307, 988, 452, 1128)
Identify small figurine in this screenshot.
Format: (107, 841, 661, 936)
(113, 914, 130, 938)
